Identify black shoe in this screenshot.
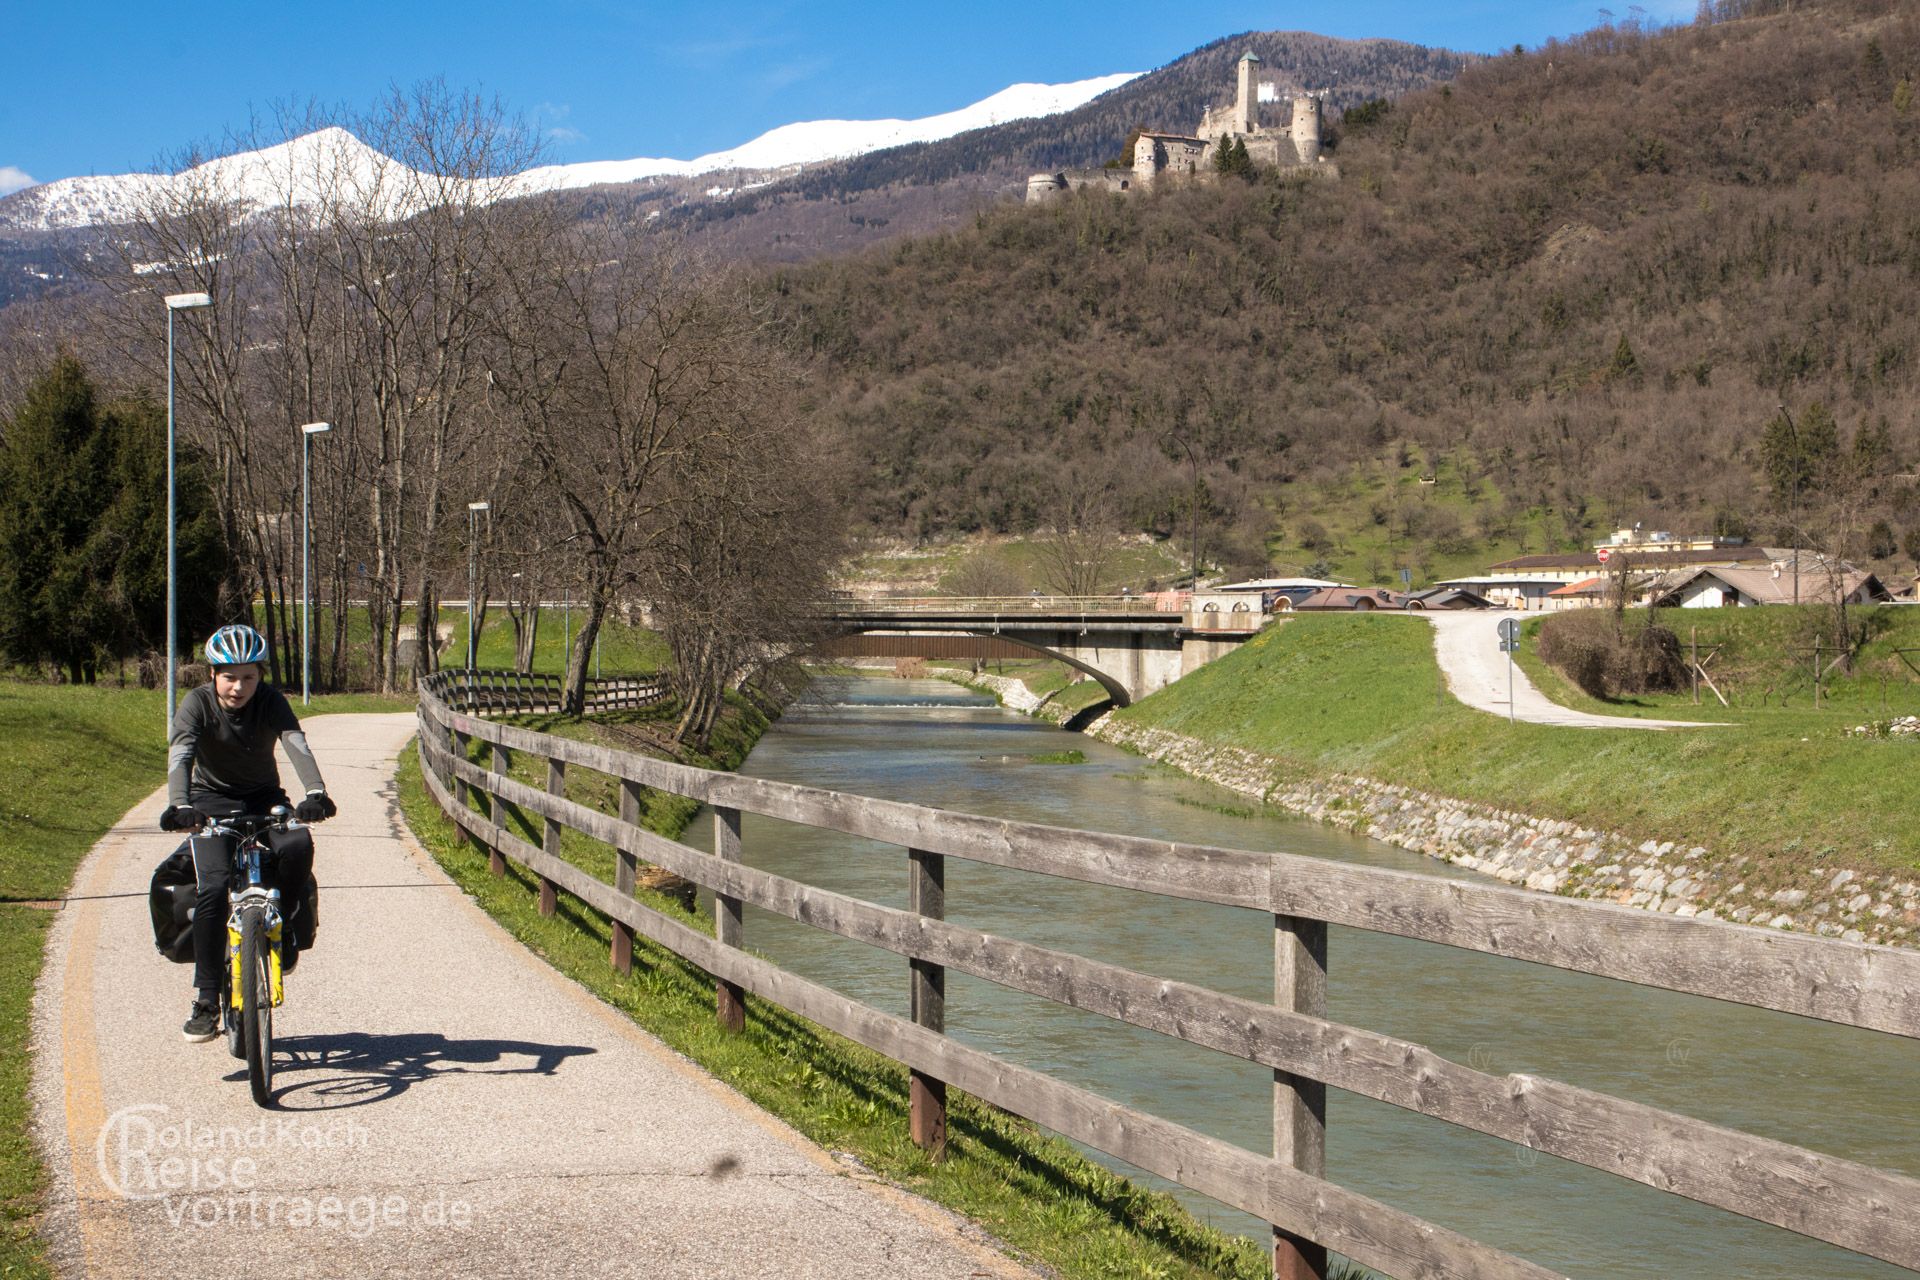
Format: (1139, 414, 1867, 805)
(182, 1000, 219, 1043)
(281, 938, 298, 974)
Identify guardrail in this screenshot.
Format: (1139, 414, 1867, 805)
(822, 593, 1192, 614)
(414, 676, 1920, 1279)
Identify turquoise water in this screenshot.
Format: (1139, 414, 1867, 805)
(687, 676, 1917, 1279)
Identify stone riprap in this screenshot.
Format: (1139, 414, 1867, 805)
(934, 668, 1920, 951)
(1086, 715, 1919, 949)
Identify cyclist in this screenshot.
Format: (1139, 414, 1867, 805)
(160, 624, 335, 1042)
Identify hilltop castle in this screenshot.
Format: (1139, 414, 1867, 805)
(1027, 53, 1335, 203)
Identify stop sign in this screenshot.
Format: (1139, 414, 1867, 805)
(1596, 547, 1613, 564)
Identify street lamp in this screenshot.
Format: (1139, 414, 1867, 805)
(1161, 432, 1200, 590)
(467, 502, 490, 669)
(164, 291, 212, 732)
(299, 422, 331, 704)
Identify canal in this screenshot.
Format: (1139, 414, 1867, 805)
(688, 675, 1917, 1278)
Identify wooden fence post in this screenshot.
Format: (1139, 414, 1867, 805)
(450, 725, 470, 847)
(540, 757, 565, 916)
(908, 847, 948, 1160)
(1273, 913, 1328, 1280)
(488, 741, 510, 877)
(612, 778, 641, 974)
(713, 805, 747, 1033)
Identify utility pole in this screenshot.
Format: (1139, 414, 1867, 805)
(1777, 403, 1802, 606)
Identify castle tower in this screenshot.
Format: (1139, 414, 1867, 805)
(1236, 52, 1262, 134)
(1290, 93, 1323, 163)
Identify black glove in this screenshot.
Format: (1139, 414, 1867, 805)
(160, 805, 206, 833)
(296, 792, 336, 823)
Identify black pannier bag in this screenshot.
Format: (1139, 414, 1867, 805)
(148, 846, 197, 963)
(148, 832, 320, 964)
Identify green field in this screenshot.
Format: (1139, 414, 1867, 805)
(1109, 613, 1919, 886)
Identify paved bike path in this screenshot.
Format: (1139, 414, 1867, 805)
(32, 712, 1031, 1279)
(1420, 612, 1720, 729)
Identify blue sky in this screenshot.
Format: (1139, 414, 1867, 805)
(0, 1, 1694, 193)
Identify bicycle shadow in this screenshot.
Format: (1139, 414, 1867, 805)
(243, 1030, 597, 1111)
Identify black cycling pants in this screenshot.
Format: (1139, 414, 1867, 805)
(187, 790, 311, 996)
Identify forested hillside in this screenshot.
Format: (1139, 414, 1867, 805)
(659, 32, 1472, 262)
(774, 0, 1920, 584)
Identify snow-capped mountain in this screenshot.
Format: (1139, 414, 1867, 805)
(517, 74, 1137, 189)
(0, 73, 1139, 232)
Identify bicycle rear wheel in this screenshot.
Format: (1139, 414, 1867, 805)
(239, 908, 274, 1106)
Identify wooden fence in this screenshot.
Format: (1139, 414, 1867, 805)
(434, 667, 666, 716)
(414, 674, 1920, 1279)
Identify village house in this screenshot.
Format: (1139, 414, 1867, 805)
(1647, 565, 1891, 609)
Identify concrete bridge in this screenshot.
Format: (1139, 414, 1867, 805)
(816, 594, 1269, 709)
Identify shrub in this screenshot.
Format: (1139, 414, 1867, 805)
(1537, 611, 1686, 698)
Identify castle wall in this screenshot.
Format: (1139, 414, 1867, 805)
(1025, 169, 1134, 204)
(1029, 60, 1334, 205)
(1133, 133, 1207, 190)
(1290, 94, 1324, 164)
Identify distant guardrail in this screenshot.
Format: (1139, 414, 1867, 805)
(820, 593, 1192, 615)
(415, 672, 1920, 1279)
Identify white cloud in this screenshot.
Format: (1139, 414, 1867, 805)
(0, 166, 37, 197)
(547, 126, 586, 144)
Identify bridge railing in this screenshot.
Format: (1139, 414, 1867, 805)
(821, 593, 1192, 614)
(414, 678, 1920, 1280)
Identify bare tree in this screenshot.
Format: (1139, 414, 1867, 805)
(1034, 472, 1123, 596)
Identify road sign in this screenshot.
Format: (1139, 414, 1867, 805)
(1596, 547, 1613, 564)
(1500, 639, 1517, 653)
(1497, 618, 1521, 643)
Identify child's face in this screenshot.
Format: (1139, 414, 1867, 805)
(213, 664, 261, 711)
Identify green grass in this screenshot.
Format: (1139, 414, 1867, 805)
(403, 702, 1366, 1280)
(1114, 614, 1920, 887)
(1515, 605, 1920, 721)
(0, 682, 172, 1277)
(1029, 749, 1089, 765)
(849, 536, 1189, 594)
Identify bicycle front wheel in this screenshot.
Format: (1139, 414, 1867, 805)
(239, 908, 275, 1106)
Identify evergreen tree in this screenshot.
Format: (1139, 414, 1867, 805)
(1760, 402, 1840, 508)
(1608, 334, 1639, 380)
(1213, 135, 1253, 179)
(0, 356, 104, 681)
(0, 358, 225, 681)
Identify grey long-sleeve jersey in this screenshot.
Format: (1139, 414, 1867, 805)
(167, 682, 326, 806)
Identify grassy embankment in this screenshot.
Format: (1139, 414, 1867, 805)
(1515, 605, 1920, 722)
(0, 680, 413, 1278)
(1103, 610, 1920, 886)
(400, 695, 1358, 1280)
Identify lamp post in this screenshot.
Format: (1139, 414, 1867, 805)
(299, 422, 331, 704)
(1161, 432, 1200, 590)
(467, 502, 490, 669)
(164, 291, 213, 732)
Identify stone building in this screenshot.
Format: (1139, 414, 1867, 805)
(1027, 53, 1335, 203)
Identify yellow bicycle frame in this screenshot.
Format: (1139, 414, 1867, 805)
(227, 914, 285, 1009)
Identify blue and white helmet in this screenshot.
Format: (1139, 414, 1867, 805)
(205, 624, 269, 667)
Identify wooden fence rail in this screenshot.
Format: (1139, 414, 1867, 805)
(414, 673, 1920, 1279)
